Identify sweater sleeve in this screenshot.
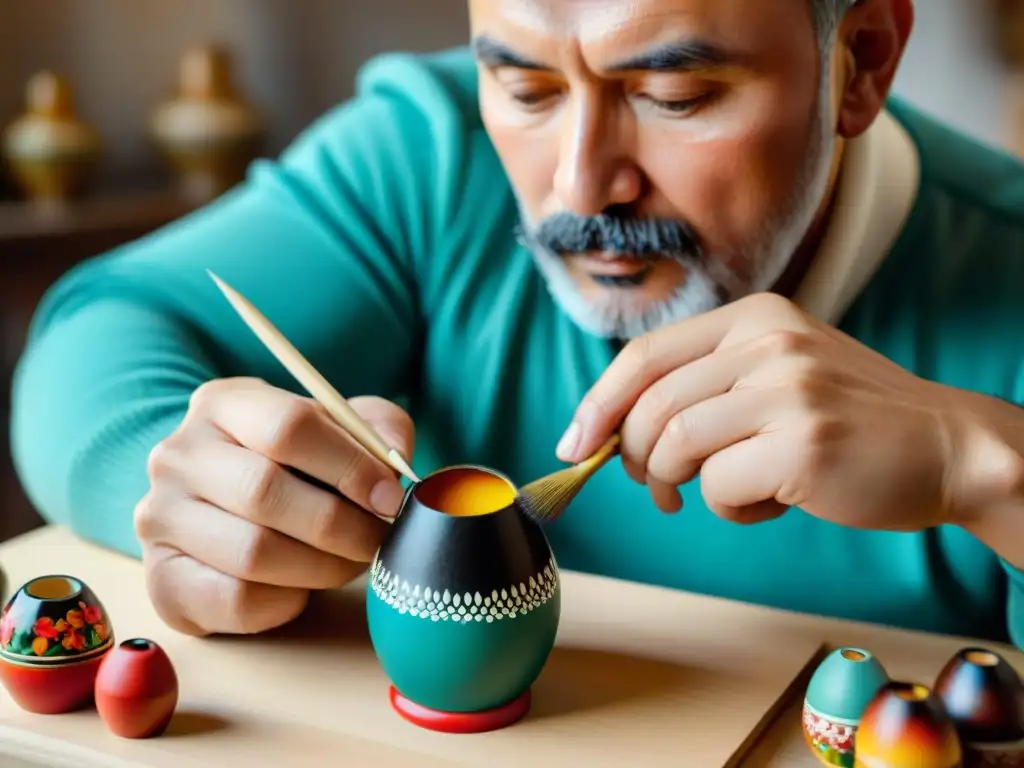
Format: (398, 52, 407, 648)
(8, 57, 445, 558)
(1002, 561, 1024, 649)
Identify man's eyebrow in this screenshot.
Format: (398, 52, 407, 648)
(471, 35, 550, 70)
(606, 41, 733, 72)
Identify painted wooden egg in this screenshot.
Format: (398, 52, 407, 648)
(95, 638, 179, 738)
(366, 465, 560, 733)
(0, 574, 114, 714)
(803, 647, 890, 767)
(854, 681, 963, 768)
(933, 647, 1024, 767)
(0, 653, 107, 715)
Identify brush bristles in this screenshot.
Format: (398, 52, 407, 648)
(517, 434, 622, 524)
(518, 480, 590, 524)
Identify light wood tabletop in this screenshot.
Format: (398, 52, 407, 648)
(0, 525, 1019, 767)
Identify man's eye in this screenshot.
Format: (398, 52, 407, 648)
(639, 92, 714, 115)
(506, 89, 561, 111)
(510, 91, 552, 105)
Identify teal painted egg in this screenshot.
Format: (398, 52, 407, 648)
(366, 465, 560, 732)
(802, 647, 890, 767)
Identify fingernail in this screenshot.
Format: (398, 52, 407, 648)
(556, 421, 581, 462)
(370, 480, 405, 518)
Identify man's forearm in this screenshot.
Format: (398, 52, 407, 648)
(946, 388, 1024, 570)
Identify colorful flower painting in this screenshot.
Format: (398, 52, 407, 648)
(2, 600, 111, 659)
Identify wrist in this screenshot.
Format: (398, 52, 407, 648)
(942, 390, 1024, 531)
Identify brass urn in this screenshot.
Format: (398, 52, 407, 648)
(1, 71, 101, 204)
(150, 44, 265, 202)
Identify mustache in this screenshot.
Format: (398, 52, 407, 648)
(527, 211, 703, 261)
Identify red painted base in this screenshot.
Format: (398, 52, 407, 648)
(388, 686, 532, 734)
(0, 653, 105, 715)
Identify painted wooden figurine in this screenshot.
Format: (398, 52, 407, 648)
(0, 574, 113, 714)
(95, 638, 179, 738)
(803, 647, 891, 767)
(933, 647, 1024, 767)
(149, 44, 264, 202)
(366, 465, 561, 733)
(855, 681, 964, 768)
(1, 71, 100, 204)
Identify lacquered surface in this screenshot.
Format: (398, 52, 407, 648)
(854, 681, 963, 768)
(801, 704, 856, 767)
(0, 652, 105, 714)
(805, 648, 890, 723)
(95, 638, 179, 739)
(367, 465, 561, 716)
(934, 647, 1024, 746)
(388, 685, 532, 733)
(367, 579, 559, 712)
(377, 469, 556, 590)
(0, 574, 112, 664)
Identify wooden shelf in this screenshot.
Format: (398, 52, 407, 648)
(0, 188, 198, 262)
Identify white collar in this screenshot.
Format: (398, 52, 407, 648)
(792, 109, 921, 324)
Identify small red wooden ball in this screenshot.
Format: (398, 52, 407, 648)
(94, 638, 178, 739)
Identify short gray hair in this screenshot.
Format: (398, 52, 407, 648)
(810, 0, 858, 45)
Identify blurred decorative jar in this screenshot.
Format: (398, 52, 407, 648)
(1, 71, 100, 204)
(150, 44, 264, 202)
(994, 0, 1024, 66)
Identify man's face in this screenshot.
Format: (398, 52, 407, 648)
(470, 0, 843, 339)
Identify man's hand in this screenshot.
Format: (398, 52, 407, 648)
(134, 377, 413, 637)
(557, 292, 979, 531)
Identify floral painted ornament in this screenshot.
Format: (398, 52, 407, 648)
(0, 575, 115, 714)
(0, 577, 112, 663)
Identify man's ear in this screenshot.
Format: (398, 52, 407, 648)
(834, 0, 914, 139)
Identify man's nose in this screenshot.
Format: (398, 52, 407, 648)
(553, 96, 641, 216)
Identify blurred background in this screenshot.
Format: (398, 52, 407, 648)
(1, 0, 1022, 546)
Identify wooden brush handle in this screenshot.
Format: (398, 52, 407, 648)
(584, 434, 621, 471)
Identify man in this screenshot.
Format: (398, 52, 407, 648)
(10, 0, 1024, 645)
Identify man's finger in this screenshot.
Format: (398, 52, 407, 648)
(698, 431, 792, 515)
(618, 342, 753, 476)
(347, 395, 416, 465)
(559, 293, 809, 462)
(143, 543, 310, 636)
(200, 384, 409, 517)
(558, 306, 737, 462)
(648, 476, 683, 513)
(141, 494, 360, 589)
(646, 386, 779, 487)
(157, 437, 389, 563)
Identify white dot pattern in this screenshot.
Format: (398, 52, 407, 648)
(369, 555, 559, 622)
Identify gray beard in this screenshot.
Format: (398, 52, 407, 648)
(516, 57, 838, 341)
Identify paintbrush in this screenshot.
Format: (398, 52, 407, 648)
(516, 433, 622, 524)
(207, 270, 420, 485)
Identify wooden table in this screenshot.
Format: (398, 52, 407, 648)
(0, 526, 1020, 767)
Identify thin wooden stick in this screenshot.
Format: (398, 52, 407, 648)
(207, 270, 420, 484)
